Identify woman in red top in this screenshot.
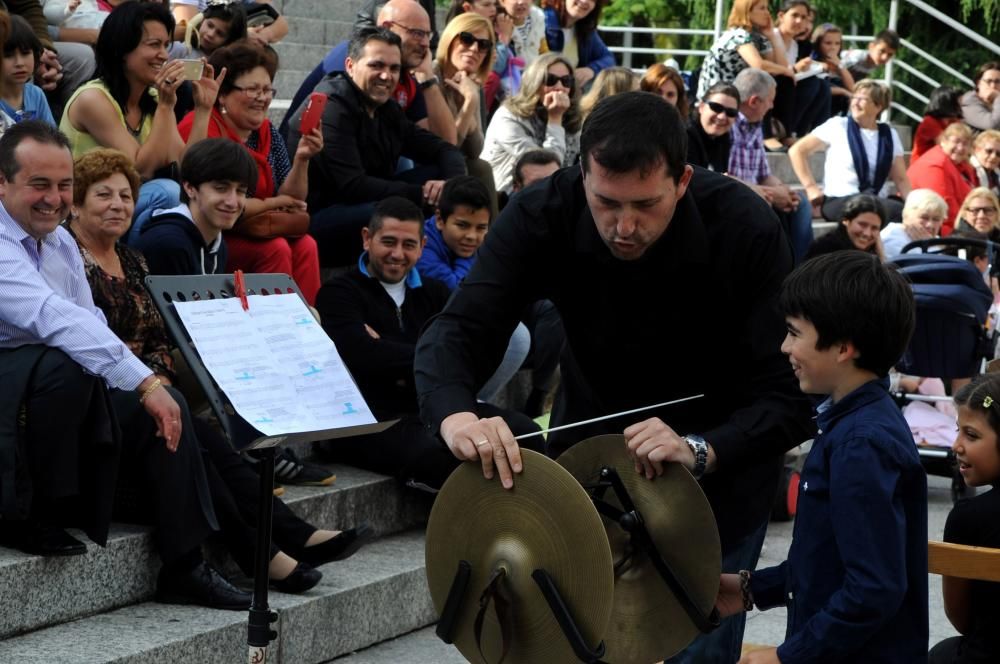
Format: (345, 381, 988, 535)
(911, 86, 962, 163)
(907, 121, 976, 235)
(178, 41, 324, 304)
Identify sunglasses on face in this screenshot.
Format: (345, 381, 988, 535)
(457, 31, 493, 51)
(545, 73, 574, 88)
(705, 100, 738, 117)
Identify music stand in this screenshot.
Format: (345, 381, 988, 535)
(146, 273, 393, 663)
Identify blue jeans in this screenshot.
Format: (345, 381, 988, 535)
(664, 518, 770, 663)
(788, 190, 814, 264)
(128, 179, 181, 246)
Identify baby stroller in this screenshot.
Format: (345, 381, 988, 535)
(892, 237, 998, 501)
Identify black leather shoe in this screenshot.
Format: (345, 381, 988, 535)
(297, 523, 373, 567)
(156, 561, 252, 610)
(0, 521, 86, 557)
(269, 562, 322, 594)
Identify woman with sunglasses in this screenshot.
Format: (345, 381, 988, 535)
(435, 13, 499, 212)
(686, 82, 741, 174)
(971, 130, 1000, 196)
(482, 52, 581, 193)
(177, 41, 323, 304)
(540, 0, 613, 90)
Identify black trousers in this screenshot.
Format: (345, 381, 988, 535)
(522, 300, 565, 393)
(110, 386, 218, 566)
(193, 417, 315, 576)
(318, 404, 543, 491)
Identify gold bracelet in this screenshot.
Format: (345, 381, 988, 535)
(139, 378, 163, 404)
(739, 569, 754, 611)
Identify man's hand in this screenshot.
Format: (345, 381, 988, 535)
(623, 417, 696, 479)
(363, 323, 380, 339)
(765, 185, 799, 212)
(423, 179, 445, 206)
(716, 573, 746, 617)
(138, 377, 181, 453)
(738, 646, 781, 664)
(440, 411, 523, 489)
(36, 49, 63, 91)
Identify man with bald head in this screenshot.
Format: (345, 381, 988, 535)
(281, 0, 455, 144)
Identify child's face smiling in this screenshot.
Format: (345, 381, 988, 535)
(954, 405, 1000, 487)
(781, 316, 850, 399)
(436, 205, 490, 258)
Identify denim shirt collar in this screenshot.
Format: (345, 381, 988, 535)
(816, 376, 891, 431)
(357, 251, 423, 288)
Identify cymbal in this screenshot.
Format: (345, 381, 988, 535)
(558, 435, 721, 663)
(425, 449, 614, 664)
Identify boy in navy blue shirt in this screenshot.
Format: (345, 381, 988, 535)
(717, 251, 928, 663)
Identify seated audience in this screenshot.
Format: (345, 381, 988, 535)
(696, 0, 791, 102)
(685, 81, 740, 174)
(285, 28, 466, 267)
(954, 186, 1000, 242)
(500, 0, 548, 73)
(789, 79, 910, 224)
(178, 41, 323, 305)
(810, 22, 854, 115)
(541, 0, 614, 89)
(928, 373, 1000, 664)
(912, 86, 963, 164)
(971, 129, 1000, 195)
(880, 188, 948, 259)
(578, 65, 637, 120)
(770, 0, 829, 141)
(961, 61, 1000, 132)
(482, 52, 581, 194)
(171, 0, 287, 48)
(639, 63, 688, 119)
(907, 121, 975, 235)
(280, 0, 455, 146)
(730, 68, 813, 262)
(0, 121, 248, 611)
(60, 2, 221, 237)
(173, 0, 247, 60)
(805, 193, 885, 259)
(840, 28, 898, 83)
(314, 196, 541, 490)
(434, 12, 499, 214)
(66, 147, 368, 596)
(1, 15, 55, 128)
(510, 147, 560, 192)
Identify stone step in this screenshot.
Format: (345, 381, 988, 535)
(284, 16, 352, 47)
(277, 0, 366, 22)
(767, 150, 825, 186)
(0, 530, 435, 663)
(0, 464, 429, 640)
(274, 42, 337, 74)
(334, 625, 464, 662)
(275, 68, 312, 100)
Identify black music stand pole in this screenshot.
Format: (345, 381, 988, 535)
(247, 446, 278, 662)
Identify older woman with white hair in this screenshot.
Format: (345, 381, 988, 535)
(482, 52, 581, 193)
(880, 188, 949, 259)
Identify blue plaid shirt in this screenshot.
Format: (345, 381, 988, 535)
(727, 113, 771, 185)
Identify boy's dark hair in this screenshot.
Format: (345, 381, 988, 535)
(581, 91, 687, 182)
(513, 149, 560, 190)
(954, 372, 1000, 451)
(872, 29, 900, 51)
(348, 26, 401, 62)
(841, 193, 887, 228)
(438, 175, 492, 223)
(4, 14, 42, 62)
(780, 252, 915, 376)
(96, 1, 175, 121)
(369, 196, 424, 236)
(200, 1, 248, 47)
(924, 85, 963, 119)
(943, 229, 989, 263)
(179, 138, 258, 202)
(0, 121, 71, 180)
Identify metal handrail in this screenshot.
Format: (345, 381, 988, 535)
(892, 59, 942, 90)
(901, 0, 1000, 58)
(893, 79, 931, 106)
(597, 25, 715, 37)
(890, 102, 923, 122)
(899, 38, 975, 88)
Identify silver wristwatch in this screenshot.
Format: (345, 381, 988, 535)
(684, 434, 708, 480)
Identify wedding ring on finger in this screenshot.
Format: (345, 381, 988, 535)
(475, 439, 489, 447)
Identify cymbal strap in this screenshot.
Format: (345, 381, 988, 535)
(473, 567, 514, 664)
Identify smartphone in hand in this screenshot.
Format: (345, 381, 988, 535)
(300, 92, 327, 135)
(179, 59, 205, 81)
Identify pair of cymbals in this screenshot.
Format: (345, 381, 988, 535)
(425, 436, 720, 664)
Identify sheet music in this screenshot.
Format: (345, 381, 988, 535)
(173, 293, 376, 435)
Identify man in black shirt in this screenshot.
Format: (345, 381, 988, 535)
(414, 92, 814, 662)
